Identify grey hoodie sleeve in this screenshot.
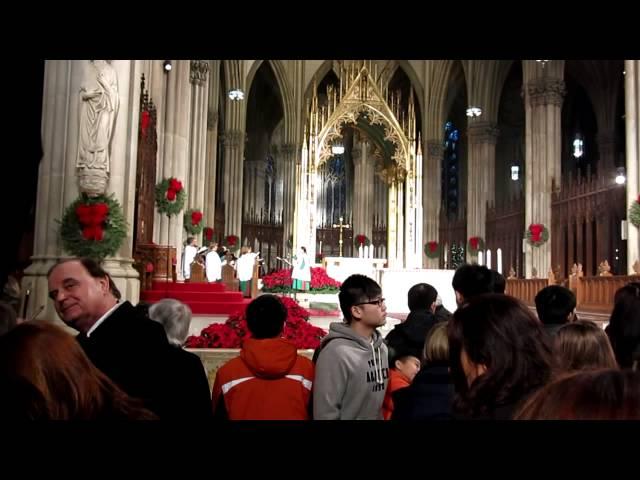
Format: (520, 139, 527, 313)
(313, 344, 349, 420)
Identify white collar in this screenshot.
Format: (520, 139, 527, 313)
(86, 301, 123, 337)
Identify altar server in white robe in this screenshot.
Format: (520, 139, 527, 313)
(205, 243, 222, 282)
(236, 246, 258, 297)
(182, 237, 198, 281)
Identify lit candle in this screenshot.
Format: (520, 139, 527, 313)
(478, 251, 483, 266)
(486, 250, 492, 269)
(497, 248, 503, 274)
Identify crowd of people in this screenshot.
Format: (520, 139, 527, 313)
(0, 257, 638, 420)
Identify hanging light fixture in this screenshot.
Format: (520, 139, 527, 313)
(331, 140, 345, 155)
(163, 60, 172, 72)
(615, 166, 626, 185)
(228, 88, 245, 101)
(511, 165, 520, 181)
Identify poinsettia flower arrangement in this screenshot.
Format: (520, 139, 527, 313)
(184, 295, 327, 349)
(262, 267, 341, 293)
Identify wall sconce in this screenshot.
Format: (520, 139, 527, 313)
(615, 166, 626, 185)
(163, 60, 172, 72)
(228, 88, 245, 101)
(466, 106, 482, 118)
(511, 165, 520, 181)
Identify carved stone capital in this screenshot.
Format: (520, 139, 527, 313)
(280, 143, 296, 156)
(222, 129, 245, 148)
(526, 79, 566, 107)
(190, 60, 210, 86)
(426, 140, 444, 158)
(467, 122, 500, 145)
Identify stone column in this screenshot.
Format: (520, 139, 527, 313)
(523, 65, 565, 278)
(352, 141, 370, 244)
(625, 60, 640, 273)
(466, 121, 499, 262)
(186, 60, 210, 230)
(157, 60, 192, 280)
(204, 60, 220, 236)
(222, 127, 246, 241)
(23, 60, 143, 321)
(424, 140, 443, 268)
(281, 143, 297, 254)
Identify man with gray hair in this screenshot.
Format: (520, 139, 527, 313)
(148, 299, 213, 419)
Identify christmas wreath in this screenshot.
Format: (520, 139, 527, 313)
(155, 177, 185, 217)
(525, 223, 549, 247)
(630, 195, 640, 228)
(224, 234, 239, 249)
(467, 236, 484, 256)
(59, 193, 127, 261)
(184, 208, 204, 235)
(354, 234, 371, 247)
(424, 241, 441, 259)
(203, 227, 214, 242)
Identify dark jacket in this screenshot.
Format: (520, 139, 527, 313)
(162, 346, 213, 420)
(77, 301, 208, 420)
(385, 310, 439, 361)
(434, 305, 453, 323)
(391, 364, 453, 420)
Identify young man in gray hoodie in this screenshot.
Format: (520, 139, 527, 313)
(313, 274, 389, 420)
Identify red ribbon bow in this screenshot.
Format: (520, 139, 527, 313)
(166, 178, 183, 201)
(529, 224, 544, 242)
(469, 237, 480, 250)
(191, 210, 203, 226)
(76, 203, 109, 241)
(427, 241, 438, 253)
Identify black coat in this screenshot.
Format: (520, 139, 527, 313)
(385, 310, 440, 360)
(77, 301, 212, 420)
(391, 365, 454, 420)
(162, 346, 213, 420)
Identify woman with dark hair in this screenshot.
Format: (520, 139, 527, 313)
(0, 322, 156, 420)
(448, 294, 554, 419)
(605, 282, 640, 370)
(514, 369, 640, 420)
(555, 320, 617, 372)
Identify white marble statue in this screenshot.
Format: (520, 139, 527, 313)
(77, 60, 119, 196)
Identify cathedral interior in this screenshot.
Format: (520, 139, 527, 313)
(5, 60, 639, 318)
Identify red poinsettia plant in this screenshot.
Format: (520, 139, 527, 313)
(354, 234, 371, 247)
(424, 241, 440, 259)
(184, 296, 327, 349)
(467, 236, 484, 255)
(262, 267, 341, 293)
(203, 227, 214, 242)
(525, 223, 549, 247)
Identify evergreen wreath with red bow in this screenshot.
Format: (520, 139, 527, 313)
(525, 223, 549, 247)
(203, 227, 214, 242)
(424, 241, 441, 259)
(467, 236, 485, 255)
(155, 177, 186, 217)
(59, 193, 127, 261)
(630, 195, 640, 228)
(224, 234, 239, 249)
(184, 208, 204, 235)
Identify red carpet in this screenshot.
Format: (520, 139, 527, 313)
(141, 281, 250, 315)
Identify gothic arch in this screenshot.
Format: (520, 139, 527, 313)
(387, 60, 425, 118)
(246, 60, 294, 141)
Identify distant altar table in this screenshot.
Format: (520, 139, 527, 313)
(379, 268, 457, 314)
(323, 256, 387, 283)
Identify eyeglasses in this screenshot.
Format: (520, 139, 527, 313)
(355, 298, 385, 307)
